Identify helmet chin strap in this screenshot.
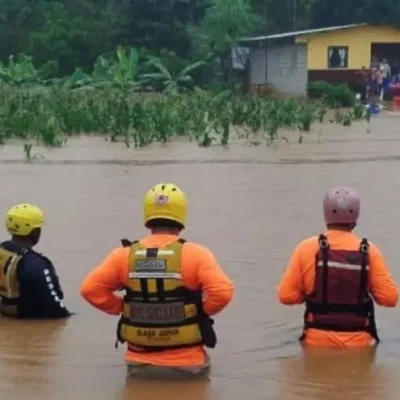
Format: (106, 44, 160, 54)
(326, 223, 356, 230)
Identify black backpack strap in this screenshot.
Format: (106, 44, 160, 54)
(121, 238, 186, 247)
(357, 238, 379, 341)
(318, 234, 329, 305)
(120, 239, 138, 247)
(358, 238, 369, 303)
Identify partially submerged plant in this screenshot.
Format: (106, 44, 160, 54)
(0, 82, 358, 149)
(23, 143, 33, 160)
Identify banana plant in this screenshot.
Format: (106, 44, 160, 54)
(60, 46, 146, 90)
(142, 56, 205, 93)
(0, 54, 54, 85)
(60, 68, 93, 89)
(91, 46, 146, 90)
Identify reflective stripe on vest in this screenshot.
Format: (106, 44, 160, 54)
(0, 246, 26, 317)
(117, 238, 203, 350)
(302, 234, 378, 340)
(316, 260, 370, 271)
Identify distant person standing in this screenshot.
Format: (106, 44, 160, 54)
(355, 67, 369, 102)
(370, 55, 380, 70)
(370, 56, 383, 102)
(366, 68, 381, 105)
(380, 59, 391, 101)
(381, 58, 391, 81)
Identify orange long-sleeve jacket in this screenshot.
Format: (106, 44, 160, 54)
(278, 229, 398, 347)
(80, 234, 234, 366)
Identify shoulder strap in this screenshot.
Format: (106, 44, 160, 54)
(318, 234, 329, 305)
(121, 238, 186, 247)
(318, 234, 329, 249)
(359, 238, 369, 253)
(358, 238, 369, 302)
(120, 239, 138, 247)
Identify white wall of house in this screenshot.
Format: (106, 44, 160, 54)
(249, 41, 308, 96)
(249, 46, 267, 85)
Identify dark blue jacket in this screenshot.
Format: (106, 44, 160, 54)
(1, 241, 72, 319)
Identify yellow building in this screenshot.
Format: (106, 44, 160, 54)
(241, 23, 400, 96)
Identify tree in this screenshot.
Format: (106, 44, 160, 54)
(0, 0, 45, 61)
(113, 0, 209, 59)
(310, 0, 400, 28)
(250, 0, 317, 33)
(190, 0, 259, 83)
(196, 0, 258, 55)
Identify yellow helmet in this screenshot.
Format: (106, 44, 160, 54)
(5, 203, 45, 236)
(143, 183, 187, 227)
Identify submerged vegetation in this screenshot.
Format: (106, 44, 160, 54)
(0, 49, 367, 151)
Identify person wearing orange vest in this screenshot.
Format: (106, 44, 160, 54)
(278, 186, 398, 347)
(80, 183, 234, 377)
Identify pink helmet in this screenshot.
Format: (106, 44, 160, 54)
(323, 186, 360, 225)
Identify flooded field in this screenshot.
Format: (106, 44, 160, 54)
(1, 113, 400, 400)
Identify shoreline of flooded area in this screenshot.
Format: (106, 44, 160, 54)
(1, 113, 400, 399)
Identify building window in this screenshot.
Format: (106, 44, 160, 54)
(327, 46, 349, 69)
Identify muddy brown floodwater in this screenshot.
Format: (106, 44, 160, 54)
(1, 113, 400, 400)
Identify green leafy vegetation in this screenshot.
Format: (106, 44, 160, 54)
(307, 81, 356, 108)
(0, 0, 396, 77)
(0, 47, 367, 152)
(0, 0, 381, 157)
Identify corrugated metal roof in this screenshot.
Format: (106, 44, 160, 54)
(240, 23, 368, 42)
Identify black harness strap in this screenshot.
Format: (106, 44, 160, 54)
(318, 234, 329, 307)
(120, 238, 136, 247)
(358, 238, 369, 303)
(299, 235, 329, 341)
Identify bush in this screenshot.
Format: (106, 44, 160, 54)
(307, 81, 355, 108)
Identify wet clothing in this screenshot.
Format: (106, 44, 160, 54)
(81, 233, 234, 368)
(0, 241, 71, 319)
(278, 230, 398, 347)
(126, 355, 210, 379)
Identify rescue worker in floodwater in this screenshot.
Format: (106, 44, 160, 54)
(0, 203, 72, 319)
(278, 186, 398, 347)
(80, 183, 234, 377)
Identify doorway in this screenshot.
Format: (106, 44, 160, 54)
(371, 43, 400, 73)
